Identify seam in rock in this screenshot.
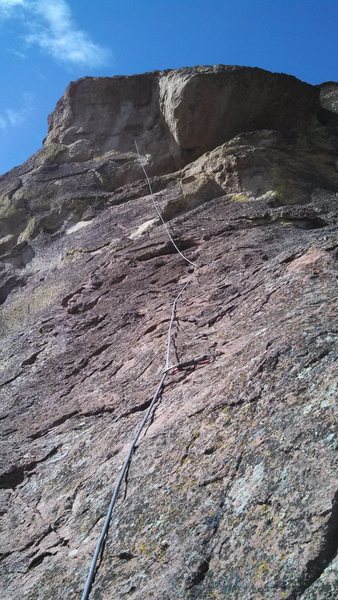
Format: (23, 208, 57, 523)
(29, 412, 79, 440)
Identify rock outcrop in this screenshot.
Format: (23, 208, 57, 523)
(0, 66, 337, 599)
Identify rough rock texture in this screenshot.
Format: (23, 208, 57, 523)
(0, 66, 337, 599)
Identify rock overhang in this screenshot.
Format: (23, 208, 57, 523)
(43, 66, 322, 170)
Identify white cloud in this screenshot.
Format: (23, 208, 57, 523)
(0, 0, 25, 11)
(0, 0, 111, 67)
(0, 92, 34, 131)
(0, 0, 24, 18)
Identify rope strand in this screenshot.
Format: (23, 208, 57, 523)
(81, 281, 190, 600)
(134, 139, 197, 268)
(81, 141, 204, 599)
(80, 372, 166, 600)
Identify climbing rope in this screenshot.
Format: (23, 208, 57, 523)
(81, 372, 166, 600)
(81, 315, 213, 599)
(134, 139, 197, 268)
(81, 142, 208, 599)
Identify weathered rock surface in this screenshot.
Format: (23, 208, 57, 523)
(0, 66, 337, 599)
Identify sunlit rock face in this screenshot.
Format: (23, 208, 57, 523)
(0, 66, 338, 600)
(45, 65, 319, 166)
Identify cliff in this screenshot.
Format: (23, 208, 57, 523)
(0, 65, 337, 599)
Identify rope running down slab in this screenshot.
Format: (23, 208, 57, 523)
(81, 142, 203, 599)
(134, 139, 197, 269)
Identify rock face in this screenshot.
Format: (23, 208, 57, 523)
(0, 66, 337, 599)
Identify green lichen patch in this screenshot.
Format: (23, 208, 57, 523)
(230, 193, 251, 202)
(17, 217, 39, 243)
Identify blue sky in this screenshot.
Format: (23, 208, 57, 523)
(0, 0, 337, 175)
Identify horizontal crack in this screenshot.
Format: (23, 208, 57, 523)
(29, 412, 79, 440)
(0, 371, 22, 387)
(119, 398, 152, 419)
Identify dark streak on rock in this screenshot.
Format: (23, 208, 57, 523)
(28, 551, 54, 570)
(185, 557, 211, 589)
(21, 349, 44, 367)
(287, 490, 338, 599)
(0, 447, 59, 490)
